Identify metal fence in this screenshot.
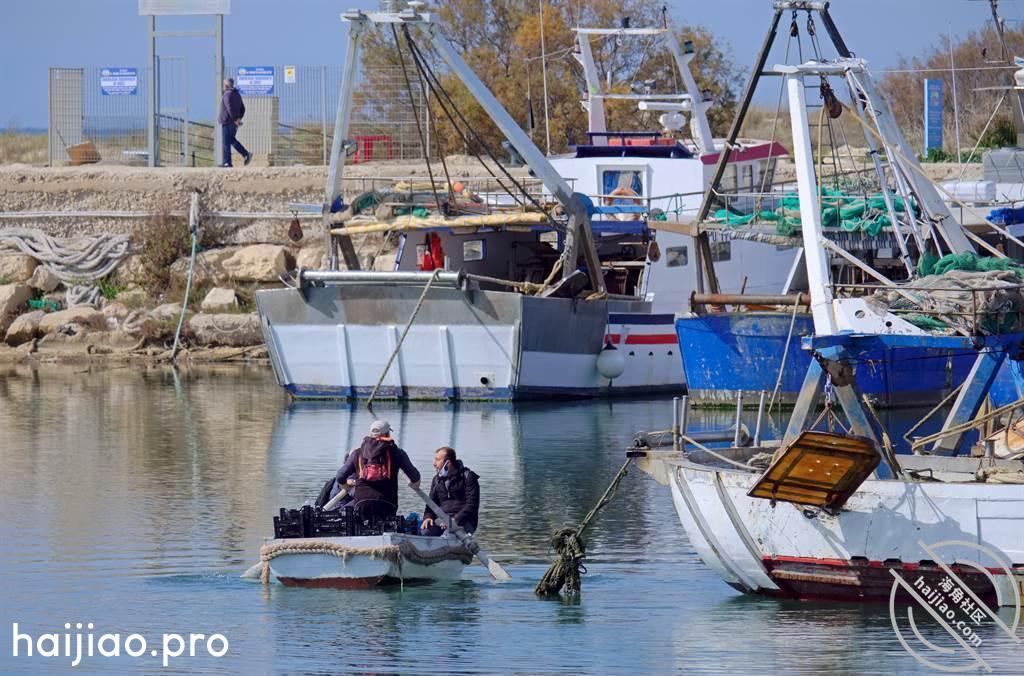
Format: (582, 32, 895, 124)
(48, 64, 427, 167)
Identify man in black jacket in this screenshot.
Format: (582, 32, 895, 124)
(218, 78, 252, 167)
(421, 447, 480, 535)
(335, 420, 420, 519)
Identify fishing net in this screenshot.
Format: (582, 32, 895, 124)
(711, 188, 916, 237)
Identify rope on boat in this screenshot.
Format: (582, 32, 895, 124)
(535, 458, 634, 597)
(257, 539, 473, 584)
(366, 268, 441, 408)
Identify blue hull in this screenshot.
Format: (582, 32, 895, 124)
(676, 313, 979, 407)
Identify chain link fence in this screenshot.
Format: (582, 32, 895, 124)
(48, 64, 427, 167)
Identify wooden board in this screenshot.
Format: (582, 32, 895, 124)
(747, 430, 880, 509)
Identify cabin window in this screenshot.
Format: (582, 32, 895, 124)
(665, 246, 688, 267)
(539, 231, 559, 246)
(720, 165, 738, 192)
(742, 164, 754, 193)
(463, 239, 486, 262)
(601, 169, 643, 197)
(710, 241, 731, 262)
(759, 158, 777, 188)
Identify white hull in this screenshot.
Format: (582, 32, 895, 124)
(262, 533, 469, 588)
(654, 457, 1024, 604)
(257, 286, 684, 400)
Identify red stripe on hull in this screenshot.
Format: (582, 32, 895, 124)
(760, 558, 1000, 605)
(606, 333, 678, 345)
(277, 575, 386, 589)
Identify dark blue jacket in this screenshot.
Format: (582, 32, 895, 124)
(218, 87, 245, 125)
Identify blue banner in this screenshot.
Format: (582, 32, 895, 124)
(236, 66, 274, 96)
(100, 67, 138, 96)
(923, 79, 943, 154)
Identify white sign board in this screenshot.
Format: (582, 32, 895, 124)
(100, 67, 138, 95)
(284, 66, 296, 84)
(237, 66, 274, 96)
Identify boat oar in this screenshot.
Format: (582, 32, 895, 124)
(409, 483, 512, 581)
(322, 484, 350, 511)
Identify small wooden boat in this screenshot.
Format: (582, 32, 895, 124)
(250, 506, 473, 588)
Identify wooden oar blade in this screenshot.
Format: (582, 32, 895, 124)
(410, 483, 512, 581)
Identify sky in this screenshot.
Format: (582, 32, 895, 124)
(1, 0, 1021, 130)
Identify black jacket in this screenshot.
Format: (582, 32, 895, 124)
(335, 437, 420, 512)
(218, 87, 245, 125)
(424, 460, 480, 531)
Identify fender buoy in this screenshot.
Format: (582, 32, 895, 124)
(596, 341, 626, 380)
(604, 187, 643, 222)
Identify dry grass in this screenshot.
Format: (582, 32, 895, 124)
(0, 132, 48, 165)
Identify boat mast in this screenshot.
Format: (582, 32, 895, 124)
(325, 7, 605, 292)
(987, 0, 1024, 146)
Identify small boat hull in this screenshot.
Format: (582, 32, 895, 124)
(261, 533, 471, 588)
(651, 456, 1024, 605)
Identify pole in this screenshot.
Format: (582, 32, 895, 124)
(148, 16, 157, 167)
(321, 65, 329, 166)
(214, 14, 224, 167)
(538, 0, 552, 155)
(949, 32, 962, 167)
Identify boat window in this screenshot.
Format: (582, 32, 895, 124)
(538, 231, 559, 246)
(760, 158, 777, 189)
(710, 241, 731, 262)
(463, 239, 486, 262)
(665, 246, 688, 267)
(742, 164, 754, 192)
(721, 165, 738, 192)
(601, 169, 644, 197)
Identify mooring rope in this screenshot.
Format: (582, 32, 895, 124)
(535, 458, 633, 597)
(258, 539, 473, 584)
(366, 268, 441, 408)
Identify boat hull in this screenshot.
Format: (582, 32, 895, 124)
(256, 285, 684, 400)
(262, 534, 469, 588)
(661, 459, 1024, 604)
(675, 312, 977, 407)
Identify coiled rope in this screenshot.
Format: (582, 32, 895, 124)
(535, 458, 633, 597)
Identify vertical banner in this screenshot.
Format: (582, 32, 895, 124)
(923, 79, 943, 155)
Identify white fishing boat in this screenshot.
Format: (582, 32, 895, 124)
(255, 8, 789, 401)
(634, 10, 1024, 606)
(259, 532, 471, 589)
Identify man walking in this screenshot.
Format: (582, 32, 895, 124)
(218, 78, 252, 167)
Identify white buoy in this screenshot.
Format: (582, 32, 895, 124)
(596, 342, 626, 380)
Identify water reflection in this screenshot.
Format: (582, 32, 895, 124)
(2, 364, 1012, 674)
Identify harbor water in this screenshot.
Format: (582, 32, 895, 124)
(0, 364, 1020, 673)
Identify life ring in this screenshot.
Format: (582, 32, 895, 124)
(604, 187, 643, 222)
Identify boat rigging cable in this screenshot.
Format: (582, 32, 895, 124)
(400, 24, 563, 232)
(391, 23, 448, 216)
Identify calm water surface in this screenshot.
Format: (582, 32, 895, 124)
(0, 364, 1020, 673)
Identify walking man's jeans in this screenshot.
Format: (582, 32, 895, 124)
(221, 122, 249, 166)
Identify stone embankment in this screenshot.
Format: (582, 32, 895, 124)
(1, 161, 523, 364)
